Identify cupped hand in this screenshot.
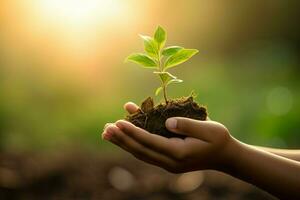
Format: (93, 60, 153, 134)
(102, 102, 234, 173)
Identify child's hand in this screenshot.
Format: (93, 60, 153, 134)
(102, 102, 233, 173)
(102, 102, 300, 198)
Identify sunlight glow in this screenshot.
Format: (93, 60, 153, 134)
(38, 0, 126, 27)
(31, 0, 132, 57)
(4, 0, 138, 72)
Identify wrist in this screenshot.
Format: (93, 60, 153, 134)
(216, 135, 244, 173)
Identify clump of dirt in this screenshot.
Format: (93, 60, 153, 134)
(126, 96, 207, 138)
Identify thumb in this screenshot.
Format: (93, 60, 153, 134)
(165, 117, 213, 141)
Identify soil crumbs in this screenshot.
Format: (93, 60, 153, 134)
(126, 96, 207, 138)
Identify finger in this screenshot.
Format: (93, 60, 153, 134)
(115, 120, 184, 159)
(105, 124, 176, 169)
(104, 123, 113, 130)
(102, 122, 114, 140)
(165, 117, 224, 142)
(124, 102, 139, 114)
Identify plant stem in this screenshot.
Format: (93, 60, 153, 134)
(158, 51, 168, 104)
(163, 84, 168, 104)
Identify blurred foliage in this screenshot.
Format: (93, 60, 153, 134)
(0, 0, 300, 152)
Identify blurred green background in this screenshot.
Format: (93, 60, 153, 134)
(1, 0, 300, 153)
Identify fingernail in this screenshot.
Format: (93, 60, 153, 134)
(115, 120, 125, 130)
(166, 118, 177, 129)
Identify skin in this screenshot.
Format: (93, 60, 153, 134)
(102, 102, 300, 199)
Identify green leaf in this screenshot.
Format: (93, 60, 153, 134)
(167, 78, 183, 85)
(154, 26, 166, 49)
(154, 71, 177, 84)
(125, 53, 157, 68)
(164, 49, 198, 70)
(155, 86, 163, 96)
(162, 46, 183, 57)
(139, 35, 158, 58)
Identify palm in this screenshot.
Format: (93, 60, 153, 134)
(102, 102, 230, 173)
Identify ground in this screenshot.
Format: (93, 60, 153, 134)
(0, 149, 277, 200)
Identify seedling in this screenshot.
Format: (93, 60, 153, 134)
(125, 26, 198, 104)
(124, 26, 207, 138)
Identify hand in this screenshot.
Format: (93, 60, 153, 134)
(102, 102, 234, 173)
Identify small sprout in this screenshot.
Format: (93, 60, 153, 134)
(125, 26, 198, 104)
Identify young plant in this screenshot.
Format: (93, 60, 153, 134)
(125, 26, 198, 104)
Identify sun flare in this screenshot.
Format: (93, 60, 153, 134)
(38, 0, 126, 27)
(3, 0, 138, 68)
(29, 0, 133, 54)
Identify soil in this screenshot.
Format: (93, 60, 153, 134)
(0, 150, 277, 200)
(126, 96, 208, 138)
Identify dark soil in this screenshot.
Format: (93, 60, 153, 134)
(126, 96, 207, 138)
(0, 150, 277, 200)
